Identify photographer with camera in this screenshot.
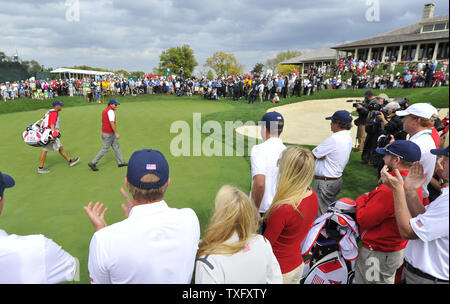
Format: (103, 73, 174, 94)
(353, 90, 376, 153)
(361, 94, 389, 166)
(374, 101, 408, 176)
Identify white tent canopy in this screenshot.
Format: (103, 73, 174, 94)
(50, 68, 115, 79)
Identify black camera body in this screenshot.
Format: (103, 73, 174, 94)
(392, 97, 410, 110)
(368, 103, 382, 112)
(374, 110, 382, 116)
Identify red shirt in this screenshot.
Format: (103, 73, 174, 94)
(356, 170, 423, 252)
(429, 125, 440, 149)
(47, 111, 58, 127)
(102, 106, 115, 134)
(263, 191, 319, 274)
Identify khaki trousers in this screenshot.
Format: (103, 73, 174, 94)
(282, 263, 305, 284)
(356, 124, 367, 153)
(355, 247, 405, 284)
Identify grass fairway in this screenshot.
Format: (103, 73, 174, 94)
(0, 98, 251, 284)
(0, 86, 446, 284)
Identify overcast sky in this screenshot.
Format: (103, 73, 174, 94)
(1, 0, 448, 74)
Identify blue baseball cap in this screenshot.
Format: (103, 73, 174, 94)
(376, 140, 421, 163)
(431, 146, 449, 157)
(262, 112, 284, 130)
(53, 100, 64, 107)
(109, 99, 120, 106)
(0, 172, 15, 197)
(326, 110, 353, 123)
(127, 150, 169, 189)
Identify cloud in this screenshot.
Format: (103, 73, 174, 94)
(1, 0, 448, 74)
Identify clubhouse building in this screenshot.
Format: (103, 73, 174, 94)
(281, 3, 449, 75)
(279, 47, 345, 75)
(332, 3, 449, 63)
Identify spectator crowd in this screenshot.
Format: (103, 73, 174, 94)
(1, 59, 448, 103)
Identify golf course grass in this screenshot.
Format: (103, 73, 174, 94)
(0, 87, 447, 283)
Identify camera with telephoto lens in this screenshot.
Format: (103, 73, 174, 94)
(347, 99, 365, 108)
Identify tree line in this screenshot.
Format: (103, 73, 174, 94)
(1, 47, 302, 79)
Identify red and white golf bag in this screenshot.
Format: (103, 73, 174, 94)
(22, 120, 58, 147)
(301, 198, 360, 284)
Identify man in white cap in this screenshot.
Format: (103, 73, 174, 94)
(396, 103, 439, 206)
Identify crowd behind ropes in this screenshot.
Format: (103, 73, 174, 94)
(0, 94, 449, 284)
(1, 58, 449, 103)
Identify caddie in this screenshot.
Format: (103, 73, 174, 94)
(38, 100, 80, 174)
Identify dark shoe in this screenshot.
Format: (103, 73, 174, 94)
(69, 157, 80, 167)
(88, 162, 99, 172)
(118, 163, 128, 168)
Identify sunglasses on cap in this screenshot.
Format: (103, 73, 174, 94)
(383, 144, 405, 160)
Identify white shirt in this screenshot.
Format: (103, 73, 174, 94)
(409, 130, 437, 199)
(195, 233, 282, 284)
(88, 200, 200, 284)
(250, 137, 287, 213)
(405, 187, 449, 280)
(107, 109, 115, 122)
(0, 230, 77, 284)
(313, 130, 353, 178)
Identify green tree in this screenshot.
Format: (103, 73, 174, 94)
(251, 63, 265, 75)
(265, 50, 302, 72)
(114, 69, 129, 78)
(277, 64, 298, 75)
(158, 45, 198, 78)
(65, 65, 112, 72)
(0, 51, 6, 61)
(129, 71, 146, 77)
(21, 60, 43, 76)
(204, 52, 243, 78)
(206, 70, 214, 80)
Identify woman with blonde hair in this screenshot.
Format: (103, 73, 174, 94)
(195, 185, 282, 284)
(263, 146, 319, 284)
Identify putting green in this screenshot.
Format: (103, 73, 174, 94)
(0, 98, 252, 284)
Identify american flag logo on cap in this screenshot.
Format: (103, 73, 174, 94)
(146, 164, 156, 170)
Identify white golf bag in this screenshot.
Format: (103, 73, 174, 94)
(300, 198, 360, 284)
(22, 120, 56, 147)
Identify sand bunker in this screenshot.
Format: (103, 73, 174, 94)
(236, 97, 449, 146)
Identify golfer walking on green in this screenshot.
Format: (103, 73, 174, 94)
(88, 99, 127, 171)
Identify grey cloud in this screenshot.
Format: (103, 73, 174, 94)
(1, 0, 448, 73)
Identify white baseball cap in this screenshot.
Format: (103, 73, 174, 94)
(396, 103, 438, 119)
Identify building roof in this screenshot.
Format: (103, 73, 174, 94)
(420, 14, 449, 24)
(332, 14, 449, 50)
(280, 47, 341, 65)
(50, 68, 115, 76)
